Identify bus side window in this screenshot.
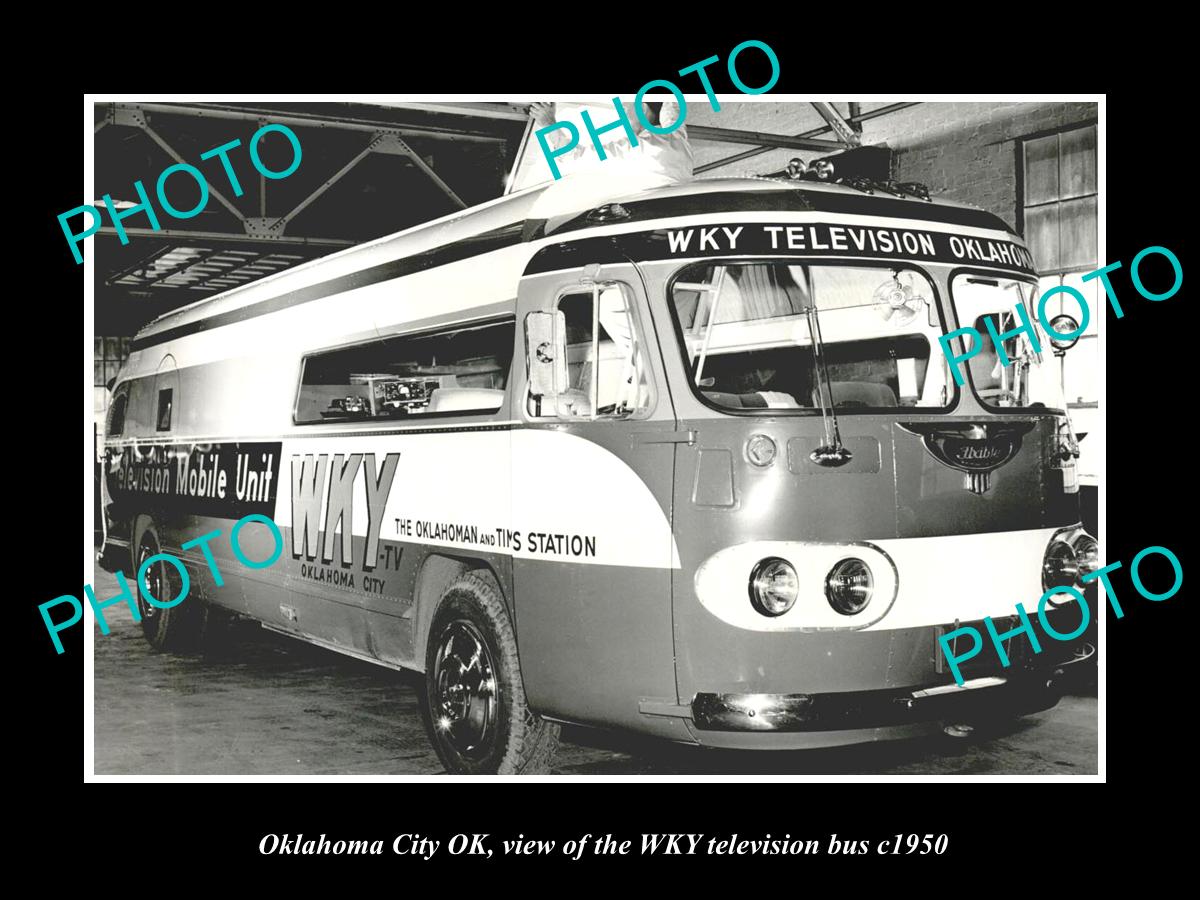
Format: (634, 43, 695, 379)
(107, 384, 129, 436)
(295, 319, 514, 424)
(156, 388, 173, 432)
(530, 282, 652, 420)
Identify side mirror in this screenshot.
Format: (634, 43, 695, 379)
(525, 311, 567, 413)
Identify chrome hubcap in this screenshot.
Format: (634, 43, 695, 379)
(432, 620, 498, 760)
(136, 541, 161, 621)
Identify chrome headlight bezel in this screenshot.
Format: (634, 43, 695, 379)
(748, 556, 799, 617)
(1071, 533, 1100, 579)
(824, 557, 874, 616)
(1043, 526, 1098, 602)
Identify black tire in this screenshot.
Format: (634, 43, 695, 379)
(134, 527, 204, 652)
(424, 572, 560, 775)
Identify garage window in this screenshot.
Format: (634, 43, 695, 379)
(1021, 125, 1096, 271)
(1020, 123, 1098, 408)
(95, 336, 130, 390)
(296, 319, 515, 423)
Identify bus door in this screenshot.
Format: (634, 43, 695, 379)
(512, 260, 681, 730)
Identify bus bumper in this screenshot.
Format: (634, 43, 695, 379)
(683, 665, 1083, 748)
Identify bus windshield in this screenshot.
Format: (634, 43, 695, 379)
(669, 262, 952, 412)
(950, 274, 1068, 413)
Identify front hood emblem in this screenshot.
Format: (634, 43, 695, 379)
(897, 421, 1035, 495)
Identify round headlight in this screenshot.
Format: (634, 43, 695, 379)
(825, 558, 873, 615)
(1042, 539, 1080, 593)
(1047, 314, 1082, 351)
(746, 434, 777, 467)
(1072, 534, 1099, 579)
(748, 557, 798, 617)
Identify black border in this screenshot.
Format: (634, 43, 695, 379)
(33, 80, 1196, 878)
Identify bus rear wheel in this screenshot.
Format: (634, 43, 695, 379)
(135, 528, 203, 652)
(424, 573, 560, 775)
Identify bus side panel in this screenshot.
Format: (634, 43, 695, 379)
(511, 427, 681, 735)
(270, 431, 515, 669)
(167, 513, 251, 614)
(512, 560, 678, 733)
(104, 439, 284, 613)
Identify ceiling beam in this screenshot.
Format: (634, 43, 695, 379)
(687, 124, 847, 151)
(373, 101, 529, 121)
(383, 136, 467, 210)
(272, 136, 380, 231)
(98, 226, 353, 249)
(694, 102, 921, 174)
(116, 103, 506, 144)
(113, 106, 246, 223)
(847, 102, 863, 132)
(810, 102, 862, 146)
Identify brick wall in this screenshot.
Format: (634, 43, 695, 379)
(687, 101, 1097, 229)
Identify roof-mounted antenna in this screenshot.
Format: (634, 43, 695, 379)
(895, 182, 932, 201)
(758, 157, 836, 182)
(838, 175, 876, 195)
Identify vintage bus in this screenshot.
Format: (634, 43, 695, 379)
(99, 169, 1098, 774)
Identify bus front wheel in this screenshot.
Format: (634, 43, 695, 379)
(424, 573, 560, 775)
(135, 527, 204, 652)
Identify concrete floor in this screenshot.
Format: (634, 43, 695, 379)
(92, 569, 1098, 775)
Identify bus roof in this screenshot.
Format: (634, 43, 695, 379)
(132, 176, 1017, 349)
